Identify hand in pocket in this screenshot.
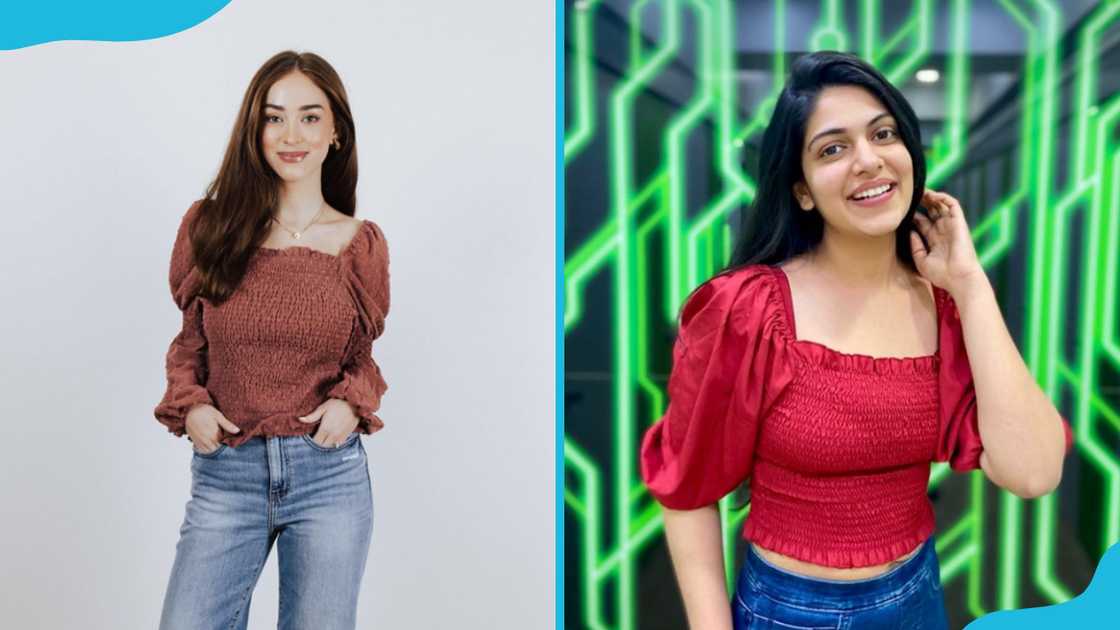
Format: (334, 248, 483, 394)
(185, 403, 240, 453)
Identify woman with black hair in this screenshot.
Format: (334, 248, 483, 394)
(640, 51, 1072, 629)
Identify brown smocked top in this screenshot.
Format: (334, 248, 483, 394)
(154, 201, 390, 448)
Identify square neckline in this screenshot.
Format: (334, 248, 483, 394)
(770, 264, 941, 363)
(256, 218, 369, 260)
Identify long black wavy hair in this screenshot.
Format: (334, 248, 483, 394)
(726, 51, 928, 275)
(722, 52, 929, 511)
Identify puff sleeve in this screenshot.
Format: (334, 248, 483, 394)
(933, 288, 1073, 471)
(153, 201, 215, 437)
(328, 220, 390, 434)
(640, 267, 796, 510)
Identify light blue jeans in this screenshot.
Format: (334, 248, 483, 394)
(159, 432, 373, 630)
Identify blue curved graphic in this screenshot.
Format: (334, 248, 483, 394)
(2, 0, 231, 51)
(966, 542, 1120, 628)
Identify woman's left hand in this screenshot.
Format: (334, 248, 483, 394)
(299, 398, 360, 447)
(910, 189, 987, 296)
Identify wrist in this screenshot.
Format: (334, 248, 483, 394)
(948, 269, 991, 306)
(329, 397, 361, 417)
(183, 403, 205, 421)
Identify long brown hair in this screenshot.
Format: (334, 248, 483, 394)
(189, 50, 358, 304)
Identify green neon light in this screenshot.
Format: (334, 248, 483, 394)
(565, 1, 603, 163)
(565, 2, 1119, 627)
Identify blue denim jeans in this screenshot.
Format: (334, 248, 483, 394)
(159, 432, 373, 630)
(733, 536, 949, 629)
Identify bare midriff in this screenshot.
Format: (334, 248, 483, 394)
(750, 543, 922, 581)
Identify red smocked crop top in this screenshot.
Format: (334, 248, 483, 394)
(153, 200, 390, 448)
(640, 264, 1073, 568)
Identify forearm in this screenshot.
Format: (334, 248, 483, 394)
(154, 305, 214, 433)
(663, 505, 733, 630)
(951, 273, 1066, 497)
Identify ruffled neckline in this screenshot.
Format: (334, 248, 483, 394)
(766, 264, 942, 375)
(254, 219, 373, 262)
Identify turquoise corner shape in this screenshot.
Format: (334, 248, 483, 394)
(965, 542, 1120, 628)
(2, 0, 231, 51)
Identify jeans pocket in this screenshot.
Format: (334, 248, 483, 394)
(301, 431, 360, 452)
(736, 591, 842, 630)
(191, 443, 228, 459)
(894, 569, 948, 630)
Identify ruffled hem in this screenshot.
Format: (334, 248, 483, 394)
(211, 409, 383, 449)
(742, 518, 933, 569)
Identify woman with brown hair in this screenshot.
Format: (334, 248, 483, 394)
(154, 50, 388, 630)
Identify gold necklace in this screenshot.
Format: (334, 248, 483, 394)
(272, 202, 325, 240)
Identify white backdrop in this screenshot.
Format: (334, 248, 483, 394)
(0, 1, 555, 628)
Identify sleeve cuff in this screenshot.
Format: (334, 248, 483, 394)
(327, 378, 385, 434)
(154, 388, 213, 438)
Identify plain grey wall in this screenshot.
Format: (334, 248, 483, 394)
(0, 1, 555, 628)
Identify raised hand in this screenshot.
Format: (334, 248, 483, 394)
(909, 189, 986, 296)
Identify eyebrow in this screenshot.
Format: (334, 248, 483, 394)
(806, 112, 894, 152)
(263, 103, 324, 111)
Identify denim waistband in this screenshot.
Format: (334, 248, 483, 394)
(741, 537, 935, 609)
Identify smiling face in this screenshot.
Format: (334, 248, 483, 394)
(793, 85, 914, 238)
(260, 70, 337, 184)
